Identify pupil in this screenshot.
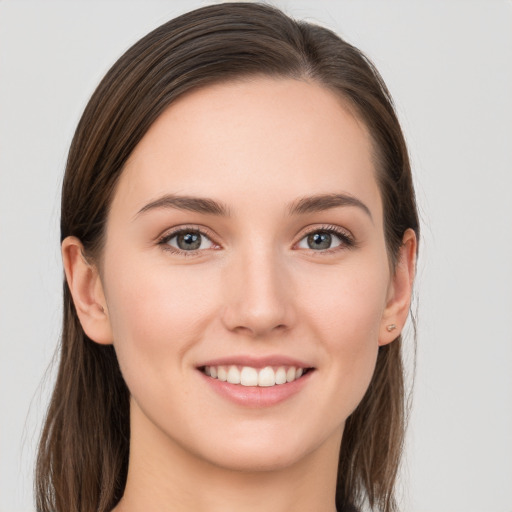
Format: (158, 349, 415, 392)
(178, 232, 201, 250)
(308, 232, 331, 250)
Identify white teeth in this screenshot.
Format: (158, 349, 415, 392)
(203, 364, 308, 387)
(258, 366, 276, 387)
(227, 365, 241, 384)
(217, 366, 227, 381)
(240, 366, 259, 386)
(275, 367, 287, 385)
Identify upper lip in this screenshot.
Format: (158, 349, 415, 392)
(197, 355, 313, 369)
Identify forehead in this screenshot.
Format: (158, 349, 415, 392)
(114, 77, 382, 220)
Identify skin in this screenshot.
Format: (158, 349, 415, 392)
(63, 77, 416, 512)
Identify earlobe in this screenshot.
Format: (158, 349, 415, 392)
(61, 236, 113, 345)
(379, 228, 417, 346)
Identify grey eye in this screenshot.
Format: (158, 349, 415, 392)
(297, 230, 343, 251)
(177, 232, 201, 250)
(166, 230, 214, 251)
(307, 232, 332, 250)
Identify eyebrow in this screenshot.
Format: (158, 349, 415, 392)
(288, 193, 373, 221)
(135, 192, 372, 221)
(135, 194, 231, 218)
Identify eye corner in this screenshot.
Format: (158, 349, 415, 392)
(157, 225, 221, 256)
(294, 224, 356, 253)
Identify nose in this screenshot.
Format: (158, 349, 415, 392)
(221, 246, 296, 338)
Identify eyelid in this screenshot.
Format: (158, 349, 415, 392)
(155, 223, 356, 256)
(293, 224, 356, 252)
(156, 225, 221, 254)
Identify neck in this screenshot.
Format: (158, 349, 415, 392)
(113, 401, 341, 512)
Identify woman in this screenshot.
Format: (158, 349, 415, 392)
(36, 3, 418, 512)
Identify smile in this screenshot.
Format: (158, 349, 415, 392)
(201, 365, 311, 387)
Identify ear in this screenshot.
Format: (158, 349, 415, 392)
(379, 228, 417, 346)
(61, 236, 113, 345)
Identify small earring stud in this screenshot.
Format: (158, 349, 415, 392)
(386, 324, 397, 332)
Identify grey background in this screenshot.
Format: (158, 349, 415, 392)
(1, 1, 511, 511)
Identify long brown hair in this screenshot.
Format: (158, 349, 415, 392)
(36, 3, 419, 512)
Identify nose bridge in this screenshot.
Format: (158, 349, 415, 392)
(222, 240, 294, 336)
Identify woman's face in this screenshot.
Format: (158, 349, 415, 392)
(98, 77, 402, 471)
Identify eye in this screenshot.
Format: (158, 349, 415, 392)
(160, 228, 216, 252)
(296, 227, 354, 251)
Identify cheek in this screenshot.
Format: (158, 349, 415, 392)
(102, 256, 217, 379)
(299, 257, 389, 342)
(101, 258, 224, 438)
(297, 258, 389, 409)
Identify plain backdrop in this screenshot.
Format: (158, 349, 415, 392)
(1, 1, 511, 511)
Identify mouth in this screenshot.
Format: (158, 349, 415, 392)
(199, 365, 314, 388)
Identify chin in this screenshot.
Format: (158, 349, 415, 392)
(191, 425, 336, 474)
(204, 445, 308, 473)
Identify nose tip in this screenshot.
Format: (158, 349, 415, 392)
(221, 254, 295, 338)
(227, 316, 288, 338)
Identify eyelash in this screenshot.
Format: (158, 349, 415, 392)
(298, 224, 356, 254)
(157, 225, 218, 256)
(157, 224, 356, 256)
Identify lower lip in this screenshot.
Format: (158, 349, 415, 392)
(198, 370, 314, 408)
